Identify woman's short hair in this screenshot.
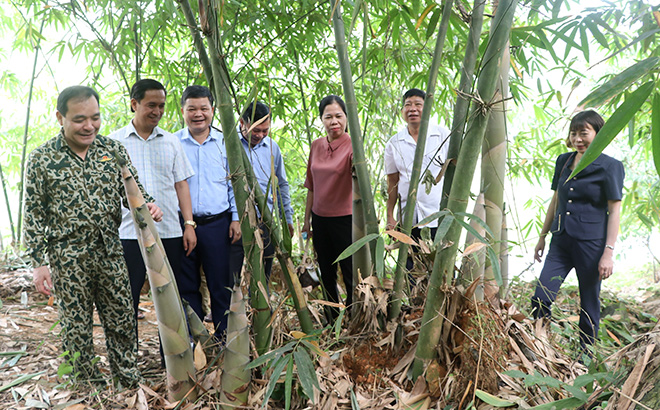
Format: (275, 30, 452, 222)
(566, 110, 604, 148)
(318, 95, 347, 119)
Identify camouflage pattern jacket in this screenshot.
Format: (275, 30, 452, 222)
(24, 131, 154, 267)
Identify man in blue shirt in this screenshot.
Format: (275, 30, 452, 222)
(230, 101, 294, 280)
(175, 85, 241, 339)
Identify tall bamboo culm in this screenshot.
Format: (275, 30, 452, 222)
(239, 150, 315, 334)
(387, 0, 454, 322)
(480, 37, 510, 303)
(117, 156, 197, 401)
(412, 0, 518, 379)
(330, 0, 378, 271)
(440, 0, 486, 210)
(18, 17, 46, 246)
(199, 0, 272, 356)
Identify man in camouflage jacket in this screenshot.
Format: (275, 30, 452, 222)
(24, 85, 163, 388)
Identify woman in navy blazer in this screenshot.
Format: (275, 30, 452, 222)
(531, 110, 624, 351)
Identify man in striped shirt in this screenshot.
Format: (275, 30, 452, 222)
(109, 79, 196, 335)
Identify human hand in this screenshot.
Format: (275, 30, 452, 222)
(534, 236, 546, 263)
(385, 216, 398, 232)
(229, 221, 242, 244)
(33, 265, 53, 296)
(287, 223, 294, 238)
(183, 225, 197, 256)
(599, 248, 614, 280)
(147, 203, 163, 222)
(301, 222, 311, 240)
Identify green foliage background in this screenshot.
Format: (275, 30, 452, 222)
(1, 0, 659, 257)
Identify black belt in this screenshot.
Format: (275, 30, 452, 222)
(192, 210, 229, 225)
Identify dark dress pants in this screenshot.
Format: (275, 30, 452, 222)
(531, 232, 604, 347)
(229, 223, 275, 280)
(406, 226, 438, 271)
(311, 213, 353, 322)
(179, 213, 232, 339)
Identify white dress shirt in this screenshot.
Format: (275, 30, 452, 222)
(384, 123, 450, 228)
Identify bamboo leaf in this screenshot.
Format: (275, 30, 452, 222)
(386, 230, 416, 245)
(455, 211, 496, 239)
(293, 348, 318, 402)
(262, 356, 289, 408)
(463, 242, 487, 256)
(434, 214, 454, 247)
(474, 389, 514, 407)
(486, 247, 502, 286)
(284, 358, 293, 410)
(375, 236, 385, 277)
(334, 233, 380, 263)
(584, 17, 608, 49)
(652, 92, 660, 178)
(562, 384, 588, 403)
(415, 3, 436, 30)
(246, 343, 294, 369)
(570, 81, 654, 179)
(425, 9, 441, 40)
(416, 210, 450, 227)
(577, 57, 660, 109)
(0, 371, 44, 393)
(530, 397, 584, 409)
(300, 339, 330, 358)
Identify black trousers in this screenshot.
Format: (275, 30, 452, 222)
(229, 223, 276, 281)
(311, 212, 353, 322)
(406, 226, 438, 271)
(179, 212, 232, 339)
(531, 232, 604, 348)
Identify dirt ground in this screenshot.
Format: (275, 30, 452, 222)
(0, 268, 172, 409)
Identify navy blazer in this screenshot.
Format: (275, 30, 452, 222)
(550, 152, 624, 240)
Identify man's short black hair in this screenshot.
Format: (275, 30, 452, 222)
(130, 79, 167, 112)
(181, 85, 214, 107)
(402, 88, 426, 105)
(242, 101, 270, 123)
(57, 86, 100, 117)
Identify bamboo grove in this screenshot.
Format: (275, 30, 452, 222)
(3, 0, 660, 406)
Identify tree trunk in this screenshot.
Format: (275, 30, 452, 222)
(330, 0, 378, 270)
(387, 0, 454, 322)
(18, 17, 46, 247)
(460, 192, 486, 300)
(202, 0, 272, 356)
(440, 0, 486, 210)
(352, 168, 371, 312)
(412, 0, 518, 379)
(480, 37, 510, 304)
(499, 205, 509, 297)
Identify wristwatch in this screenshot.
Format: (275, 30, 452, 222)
(184, 220, 197, 229)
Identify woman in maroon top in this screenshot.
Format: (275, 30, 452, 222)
(302, 95, 354, 323)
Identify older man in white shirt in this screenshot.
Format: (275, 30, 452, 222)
(384, 88, 450, 271)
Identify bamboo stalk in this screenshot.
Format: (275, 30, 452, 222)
(220, 274, 250, 409)
(440, 0, 486, 210)
(201, 0, 273, 356)
(387, 0, 454, 321)
(116, 155, 197, 401)
(0, 164, 16, 246)
(330, 0, 379, 269)
(481, 37, 510, 304)
(17, 17, 46, 247)
(412, 0, 518, 379)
